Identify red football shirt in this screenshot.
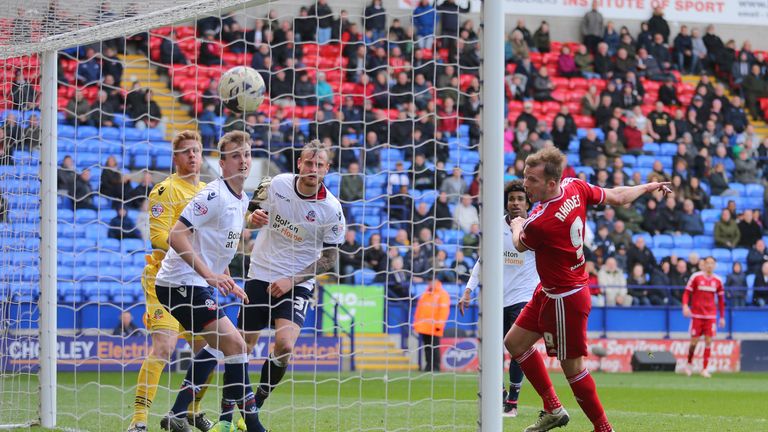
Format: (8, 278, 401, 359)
(683, 271, 725, 319)
(520, 178, 605, 294)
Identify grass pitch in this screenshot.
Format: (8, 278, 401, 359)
(1, 371, 767, 431)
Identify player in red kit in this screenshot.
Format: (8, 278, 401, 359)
(504, 147, 670, 432)
(682, 256, 725, 378)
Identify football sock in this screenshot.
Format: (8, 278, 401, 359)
(687, 344, 696, 364)
(508, 359, 524, 403)
(703, 347, 711, 370)
(255, 353, 288, 407)
(132, 355, 165, 425)
(190, 368, 214, 415)
(514, 347, 561, 412)
(222, 357, 266, 432)
(171, 347, 218, 417)
(567, 369, 611, 432)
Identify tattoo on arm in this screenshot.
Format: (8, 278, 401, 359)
(295, 246, 338, 284)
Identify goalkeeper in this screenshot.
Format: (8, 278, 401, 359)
(127, 131, 215, 432)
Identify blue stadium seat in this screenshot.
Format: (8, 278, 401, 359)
(712, 248, 732, 262)
(637, 155, 656, 168)
(84, 251, 111, 267)
(100, 238, 121, 252)
(11, 252, 38, 266)
(57, 266, 74, 282)
(100, 127, 121, 140)
(704, 222, 715, 236)
(132, 154, 152, 170)
(437, 243, 459, 257)
(437, 229, 464, 245)
(154, 154, 172, 170)
(57, 209, 75, 223)
(442, 283, 463, 300)
(574, 166, 594, 177)
(708, 195, 725, 210)
(728, 183, 746, 196)
(643, 143, 660, 153)
(659, 156, 673, 170)
(731, 249, 748, 263)
(73, 267, 97, 282)
(58, 124, 76, 138)
(24, 238, 39, 252)
(714, 262, 730, 275)
(701, 209, 721, 223)
(75, 126, 99, 139)
(75, 209, 97, 223)
(673, 234, 693, 248)
(659, 143, 678, 156)
(567, 153, 580, 167)
(693, 235, 714, 248)
(746, 184, 765, 198)
(746, 274, 756, 305)
(745, 197, 763, 211)
(124, 128, 144, 141)
(676, 248, 694, 259)
(621, 155, 636, 167)
(652, 248, 671, 259)
(353, 268, 377, 285)
(148, 129, 165, 141)
(121, 238, 146, 253)
(653, 234, 674, 248)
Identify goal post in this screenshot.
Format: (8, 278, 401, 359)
(0, 0, 506, 429)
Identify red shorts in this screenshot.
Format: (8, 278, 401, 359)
(515, 284, 591, 360)
(690, 318, 716, 338)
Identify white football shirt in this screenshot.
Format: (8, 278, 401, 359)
(465, 215, 539, 307)
(156, 178, 249, 288)
(248, 173, 346, 290)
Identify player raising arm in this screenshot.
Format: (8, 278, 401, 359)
(458, 180, 539, 417)
(682, 256, 725, 378)
(155, 131, 267, 432)
(504, 147, 670, 432)
(128, 131, 214, 432)
(243, 139, 346, 409)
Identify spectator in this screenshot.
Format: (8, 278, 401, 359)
(725, 96, 748, 134)
(715, 209, 741, 249)
(65, 89, 90, 125)
(752, 262, 768, 307)
(316, 72, 333, 106)
(389, 185, 413, 223)
(585, 261, 604, 306)
(100, 155, 129, 204)
(743, 65, 768, 120)
(339, 162, 364, 203)
(599, 257, 632, 306)
(707, 163, 732, 196)
(658, 78, 681, 106)
(108, 207, 142, 240)
(581, 84, 601, 116)
(76, 47, 100, 84)
(440, 167, 467, 202)
(532, 66, 555, 101)
(339, 230, 362, 284)
(409, 240, 433, 283)
(550, 116, 572, 152)
(89, 90, 119, 128)
(125, 170, 154, 209)
(647, 101, 676, 142)
(309, 0, 334, 44)
(690, 28, 707, 74)
(603, 130, 625, 163)
(593, 225, 616, 261)
(430, 192, 454, 230)
(293, 73, 316, 107)
(648, 6, 670, 43)
(364, 233, 387, 274)
(71, 168, 96, 210)
(687, 177, 709, 210)
(412, 203, 434, 238)
(532, 21, 550, 53)
(593, 42, 613, 78)
(387, 255, 411, 298)
(57, 155, 76, 192)
(734, 150, 759, 184)
(677, 199, 704, 235)
(129, 89, 163, 130)
(581, 0, 603, 53)
(725, 262, 747, 307)
(627, 263, 653, 306)
(603, 21, 620, 56)
(623, 117, 644, 155)
(414, 279, 450, 372)
(747, 239, 768, 275)
(11, 70, 37, 111)
(462, 223, 480, 259)
(738, 209, 762, 248)
(363, 0, 386, 42)
(135, 199, 150, 242)
(454, 194, 479, 233)
(113, 311, 140, 337)
(674, 25, 693, 73)
(668, 259, 690, 305)
(650, 259, 672, 290)
(413, 0, 436, 49)
(21, 114, 40, 151)
(610, 219, 632, 250)
(627, 236, 657, 274)
(659, 196, 680, 234)
(449, 250, 473, 284)
(579, 128, 604, 167)
(0, 191, 6, 222)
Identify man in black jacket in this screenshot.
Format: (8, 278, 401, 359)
(339, 229, 362, 284)
(627, 237, 657, 274)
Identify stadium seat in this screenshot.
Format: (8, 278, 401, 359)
(642, 143, 660, 153)
(75, 209, 97, 223)
(57, 209, 75, 223)
(121, 238, 146, 253)
(731, 249, 748, 263)
(693, 235, 714, 248)
(673, 234, 693, 248)
(437, 243, 459, 256)
(728, 183, 746, 196)
(99, 238, 121, 252)
(621, 155, 636, 167)
(653, 234, 674, 248)
(353, 268, 377, 285)
(712, 248, 732, 262)
(701, 209, 721, 223)
(574, 166, 594, 177)
(746, 184, 765, 198)
(637, 155, 656, 168)
(659, 143, 677, 156)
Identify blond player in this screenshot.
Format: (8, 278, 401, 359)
(127, 131, 215, 432)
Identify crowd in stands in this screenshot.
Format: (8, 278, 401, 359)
(4, 1, 768, 309)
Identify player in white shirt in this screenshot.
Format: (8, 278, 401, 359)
(458, 180, 539, 418)
(155, 132, 268, 432)
(244, 139, 346, 409)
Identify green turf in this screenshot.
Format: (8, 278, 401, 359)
(1, 371, 767, 431)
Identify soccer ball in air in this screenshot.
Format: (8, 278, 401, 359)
(218, 66, 266, 113)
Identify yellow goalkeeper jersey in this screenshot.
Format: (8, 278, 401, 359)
(146, 173, 206, 268)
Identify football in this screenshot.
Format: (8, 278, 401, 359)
(218, 66, 266, 113)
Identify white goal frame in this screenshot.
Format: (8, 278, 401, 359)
(1, 0, 506, 429)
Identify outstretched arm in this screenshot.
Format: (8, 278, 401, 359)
(604, 182, 671, 207)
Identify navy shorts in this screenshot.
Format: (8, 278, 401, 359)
(503, 301, 528, 336)
(154, 284, 225, 334)
(239, 279, 312, 331)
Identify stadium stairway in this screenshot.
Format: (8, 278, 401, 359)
(120, 54, 196, 141)
(344, 333, 418, 372)
(680, 74, 768, 134)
